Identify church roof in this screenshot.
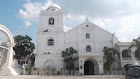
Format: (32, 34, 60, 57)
(48, 4, 61, 10)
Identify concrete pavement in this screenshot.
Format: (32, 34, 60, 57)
(0, 75, 125, 79)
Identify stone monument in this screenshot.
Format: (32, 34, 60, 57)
(0, 24, 18, 75)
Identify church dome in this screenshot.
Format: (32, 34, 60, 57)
(48, 4, 61, 10)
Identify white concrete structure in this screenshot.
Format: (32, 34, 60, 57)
(35, 4, 136, 75)
(117, 42, 140, 67)
(35, 4, 64, 71)
(0, 24, 18, 75)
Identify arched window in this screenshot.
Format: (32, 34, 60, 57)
(49, 17, 54, 25)
(86, 33, 90, 39)
(86, 45, 91, 52)
(48, 39, 54, 46)
(122, 49, 131, 58)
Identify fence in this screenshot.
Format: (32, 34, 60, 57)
(27, 68, 123, 75)
(104, 70, 123, 75)
(31, 70, 79, 75)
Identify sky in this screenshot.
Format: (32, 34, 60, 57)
(0, 0, 140, 45)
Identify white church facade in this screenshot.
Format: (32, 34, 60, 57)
(35, 4, 136, 75)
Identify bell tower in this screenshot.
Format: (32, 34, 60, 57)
(39, 4, 64, 33)
(35, 4, 64, 70)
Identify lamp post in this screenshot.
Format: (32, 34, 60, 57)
(112, 33, 115, 70)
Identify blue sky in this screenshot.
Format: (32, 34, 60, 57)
(1, 0, 140, 45)
(0, 0, 38, 44)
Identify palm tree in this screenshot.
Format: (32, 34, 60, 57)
(61, 47, 78, 70)
(103, 46, 119, 70)
(129, 37, 140, 60)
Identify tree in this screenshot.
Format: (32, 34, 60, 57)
(103, 46, 119, 70)
(129, 37, 140, 60)
(61, 47, 78, 70)
(13, 35, 35, 60)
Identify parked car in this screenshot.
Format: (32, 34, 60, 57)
(124, 64, 140, 79)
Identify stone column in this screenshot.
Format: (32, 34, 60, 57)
(119, 48, 123, 67)
(79, 57, 84, 75)
(0, 25, 18, 76)
(98, 58, 103, 75)
(6, 43, 18, 76)
(99, 64, 103, 74)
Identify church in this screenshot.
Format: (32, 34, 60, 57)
(35, 3, 134, 75)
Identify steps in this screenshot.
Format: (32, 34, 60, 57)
(13, 67, 22, 75)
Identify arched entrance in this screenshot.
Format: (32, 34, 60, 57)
(44, 59, 55, 68)
(0, 25, 17, 75)
(84, 60, 94, 75)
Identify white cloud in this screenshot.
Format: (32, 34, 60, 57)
(64, 26, 72, 32)
(19, 2, 41, 21)
(59, 0, 140, 18)
(90, 14, 140, 42)
(41, 0, 52, 10)
(119, 37, 130, 42)
(19, 0, 52, 21)
(18, 0, 140, 42)
(65, 14, 86, 22)
(80, 16, 86, 20)
(115, 14, 140, 42)
(66, 14, 72, 19)
(118, 16, 134, 33)
(93, 19, 106, 29)
(24, 21, 32, 28)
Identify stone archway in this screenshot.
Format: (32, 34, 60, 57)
(84, 58, 99, 75)
(44, 59, 55, 68)
(0, 25, 17, 75)
(84, 60, 94, 75)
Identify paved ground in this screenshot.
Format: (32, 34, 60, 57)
(0, 75, 125, 79)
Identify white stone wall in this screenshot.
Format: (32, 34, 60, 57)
(35, 5, 64, 71)
(64, 20, 118, 74)
(117, 42, 140, 67)
(35, 4, 120, 74)
(65, 20, 117, 55)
